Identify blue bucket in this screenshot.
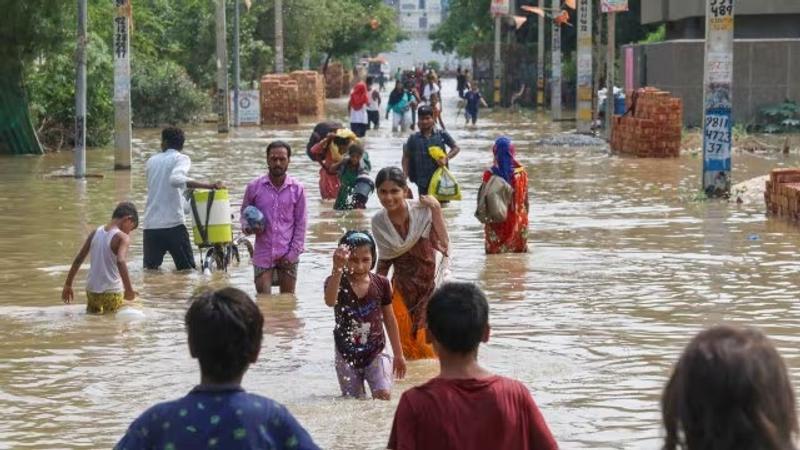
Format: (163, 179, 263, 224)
(614, 96, 626, 115)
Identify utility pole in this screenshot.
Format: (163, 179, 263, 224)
(702, 0, 735, 197)
(605, 12, 615, 138)
(275, 0, 284, 73)
(113, 0, 132, 170)
(74, 0, 87, 178)
(537, 0, 545, 109)
(576, 0, 592, 133)
(550, 0, 561, 120)
(493, 14, 502, 105)
(215, 0, 229, 133)
(233, 0, 240, 127)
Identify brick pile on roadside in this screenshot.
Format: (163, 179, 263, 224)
(611, 87, 683, 158)
(325, 62, 344, 99)
(289, 70, 325, 117)
(260, 74, 299, 125)
(765, 168, 800, 221)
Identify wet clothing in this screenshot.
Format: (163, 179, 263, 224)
(334, 154, 371, 210)
(143, 225, 196, 270)
(484, 168, 529, 254)
(86, 291, 124, 314)
(327, 273, 392, 369)
(464, 91, 483, 114)
(254, 261, 299, 286)
(309, 140, 347, 200)
(404, 130, 457, 196)
(388, 376, 558, 450)
(115, 385, 319, 450)
(241, 175, 307, 269)
(143, 148, 196, 270)
(87, 225, 122, 293)
(456, 74, 467, 97)
(335, 350, 393, 398)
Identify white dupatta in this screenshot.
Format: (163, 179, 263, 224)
(371, 200, 432, 261)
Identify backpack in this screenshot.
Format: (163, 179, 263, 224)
(306, 121, 342, 161)
(475, 175, 513, 224)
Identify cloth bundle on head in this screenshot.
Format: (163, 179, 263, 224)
(330, 128, 359, 163)
(349, 82, 369, 110)
(492, 137, 519, 185)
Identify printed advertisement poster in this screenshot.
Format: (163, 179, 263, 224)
(490, 0, 509, 16)
(231, 90, 261, 125)
(601, 0, 628, 13)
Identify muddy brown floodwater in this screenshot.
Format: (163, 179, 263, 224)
(1, 79, 800, 449)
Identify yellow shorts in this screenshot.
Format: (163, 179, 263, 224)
(86, 291, 124, 314)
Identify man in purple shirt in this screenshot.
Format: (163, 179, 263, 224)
(241, 141, 307, 294)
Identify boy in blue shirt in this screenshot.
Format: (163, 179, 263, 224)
(115, 287, 319, 450)
(464, 84, 489, 126)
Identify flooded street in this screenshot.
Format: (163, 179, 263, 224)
(2, 79, 800, 449)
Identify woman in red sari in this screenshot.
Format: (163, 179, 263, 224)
(483, 137, 529, 254)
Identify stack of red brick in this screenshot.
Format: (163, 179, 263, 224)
(325, 63, 344, 99)
(611, 88, 683, 158)
(765, 168, 800, 221)
(260, 74, 299, 125)
(289, 70, 325, 117)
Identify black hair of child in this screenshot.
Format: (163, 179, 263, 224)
(267, 140, 292, 158)
(375, 166, 407, 189)
(426, 282, 489, 354)
(348, 143, 365, 157)
(161, 127, 185, 150)
(661, 325, 798, 450)
(339, 230, 377, 270)
(185, 287, 264, 383)
(417, 105, 433, 117)
(112, 201, 139, 227)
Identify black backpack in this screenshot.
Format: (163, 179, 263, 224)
(306, 121, 342, 161)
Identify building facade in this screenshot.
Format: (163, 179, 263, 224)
(396, 0, 444, 33)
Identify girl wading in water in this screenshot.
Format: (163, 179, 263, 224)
(371, 167, 449, 359)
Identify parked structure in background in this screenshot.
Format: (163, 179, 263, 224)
(625, 0, 800, 126)
(391, 0, 446, 33)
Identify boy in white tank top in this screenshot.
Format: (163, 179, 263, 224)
(62, 202, 139, 314)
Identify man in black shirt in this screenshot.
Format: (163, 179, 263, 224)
(402, 105, 461, 197)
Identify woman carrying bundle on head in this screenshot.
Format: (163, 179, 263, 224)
(478, 137, 529, 254)
(371, 167, 449, 360)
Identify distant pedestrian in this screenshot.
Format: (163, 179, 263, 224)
(334, 143, 372, 211)
(402, 105, 460, 197)
(430, 93, 446, 130)
(241, 141, 307, 294)
(386, 82, 415, 133)
(464, 84, 489, 126)
(662, 325, 798, 450)
(349, 81, 370, 138)
(456, 67, 467, 98)
(366, 76, 382, 130)
(422, 73, 440, 104)
(142, 127, 223, 271)
(479, 137, 529, 254)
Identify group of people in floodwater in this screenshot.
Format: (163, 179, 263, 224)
(59, 76, 800, 450)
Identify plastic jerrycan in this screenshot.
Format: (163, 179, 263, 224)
(191, 189, 233, 245)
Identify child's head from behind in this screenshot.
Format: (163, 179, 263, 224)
(426, 282, 489, 355)
(662, 325, 797, 450)
(339, 230, 376, 274)
(112, 201, 139, 233)
(348, 144, 365, 166)
(186, 287, 263, 384)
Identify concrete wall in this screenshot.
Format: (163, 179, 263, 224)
(643, 0, 800, 24)
(625, 39, 800, 127)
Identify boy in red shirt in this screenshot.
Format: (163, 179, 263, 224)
(387, 282, 558, 450)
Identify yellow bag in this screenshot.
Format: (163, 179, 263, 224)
(428, 166, 462, 201)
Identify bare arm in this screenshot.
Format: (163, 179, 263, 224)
(324, 246, 349, 307)
(62, 231, 95, 303)
(447, 144, 460, 161)
(402, 144, 410, 179)
(112, 233, 135, 300)
(420, 196, 450, 254)
(382, 303, 406, 379)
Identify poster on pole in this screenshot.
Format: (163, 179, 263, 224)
(601, 0, 628, 13)
(491, 0, 510, 16)
(230, 90, 261, 125)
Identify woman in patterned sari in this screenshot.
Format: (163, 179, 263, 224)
(371, 167, 448, 359)
(483, 137, 529, 254)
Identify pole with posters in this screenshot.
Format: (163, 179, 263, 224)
(576, 0, 593, 133)
(550, 0, 561, 120)
(113, 0, 132, 170)
(74, 0, 87, 178)
(702, 0, 735, 198)
(601, 0, 627, 138)
(234, 0, 240, 128)
(491, 0, 508, 105)
(537, 0, 545, 108)
(215, 0, 229, 133)
(275, 0, 285, 73)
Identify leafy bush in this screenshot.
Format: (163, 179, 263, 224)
(758, 100, 800, 133)
(131, 57, 210, 128)
(639, 25, 666, 44)
(26, 32, 114, 150)
(427, 60, 442, 72)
